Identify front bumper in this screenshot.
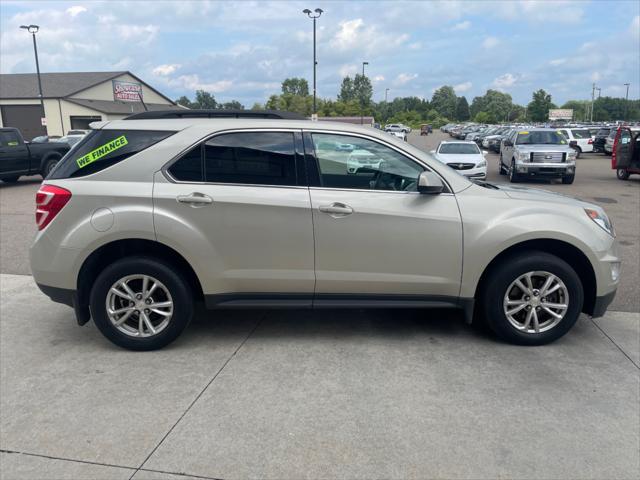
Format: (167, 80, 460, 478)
(514, 161, 575, 177)
(592, 290, 617, 318)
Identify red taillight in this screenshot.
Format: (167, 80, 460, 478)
(588, 138, 593, 144)
(35, 185, 71, 230)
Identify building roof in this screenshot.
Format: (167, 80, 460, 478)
(66, 98, 184, 115)
(0, 71, 126, 99)
(0, 71, 175, 104)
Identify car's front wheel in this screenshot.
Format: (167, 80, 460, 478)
(617, 169, 630, 180)
(90, 256, 193, 350)
(509, 159, 520, 182)
(480, 251, 583, 345)
(498, 155, 506, 175)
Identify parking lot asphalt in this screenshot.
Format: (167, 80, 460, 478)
(1, 131, 639, 479)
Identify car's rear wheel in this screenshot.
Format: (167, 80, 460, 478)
(1, 176, 19, 183)
(616, 169, 630, 180)
(480, 251, 583, 345)
(42, 158, 60, 177)
(90, 256, 193, 350)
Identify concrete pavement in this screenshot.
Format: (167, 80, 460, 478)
(1, 274, 638, 479)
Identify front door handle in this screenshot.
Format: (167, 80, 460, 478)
(319, 202, 353, 217)
(176, 192, 213, 207)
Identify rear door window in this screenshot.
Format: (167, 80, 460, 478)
(49, 129, 174, 179)
(203, 132, 297, 186)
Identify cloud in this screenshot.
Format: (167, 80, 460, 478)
(453, 81, 472, 93)
(394, 73, 418, 86)
(66, 5, 87, 17)
(549, 58, 566, 66)
(408, 42, 422, 50)
(339, 64, 358, 78)
(451, 20, 471, 31)
(168, 74, 233, 93)
(492, 73, 518, 90)
(482, 36, 500, 49)
(153, 64, 181, 76)
(373, 75, 385, 82)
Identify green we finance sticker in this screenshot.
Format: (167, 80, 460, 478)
(76, 135, 128, 168)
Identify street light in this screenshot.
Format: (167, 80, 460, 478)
(360, 61, 369, 124)
(624, 83, 630, 121)
(385, 88, 390, 102)
(20, 24, 46, 134)
(302, 8, 323, 115)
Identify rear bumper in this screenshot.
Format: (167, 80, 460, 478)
(36, 283, 90, 325)
(592, 289, 617, 318)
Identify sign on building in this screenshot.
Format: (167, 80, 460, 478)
(548, 109, 573, 121)
(113, 80, 143, 102)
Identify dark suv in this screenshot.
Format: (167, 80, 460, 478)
(593, 127, 611, 153)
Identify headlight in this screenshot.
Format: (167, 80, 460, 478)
(567, 150, 577, 159)
(517, 151, 530, 161)
(585, 208, 615, 237)
(477, 160, 487, 168)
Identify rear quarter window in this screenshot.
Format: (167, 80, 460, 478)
(48, 129, 174, 179)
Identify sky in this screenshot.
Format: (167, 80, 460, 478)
(1, 0, 639, 107)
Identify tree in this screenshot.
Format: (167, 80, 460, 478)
(470, 90, 513, 123)
(474, 111, 491, 123)
(281, 78, 309, 97)
(251, 102, 264, 110)
(338, 77, 355, 102)
(527, 89, 557, 122)
(456, 96, 470, 121)
(219, 100, 244, 110)
(353, 73, 373, 109)
(175, 95, 194, 109)
(431, 86, 457, 119)
(194, 90, 218, 109)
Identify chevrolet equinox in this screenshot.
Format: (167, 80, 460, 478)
(30, 110, 620, 350)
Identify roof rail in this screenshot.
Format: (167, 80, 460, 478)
(123, 109, 307, 120)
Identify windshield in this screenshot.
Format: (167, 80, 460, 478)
(515, 130, 567, 145)
(439, 143, 480, 154)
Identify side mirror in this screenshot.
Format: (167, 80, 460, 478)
(482, 151, 487, 156)
(417, 171, 445, 194)
(503, 139, 513, 147)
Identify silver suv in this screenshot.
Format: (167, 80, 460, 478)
(30, 111, 619, 350)
(499, 128, 577, 184)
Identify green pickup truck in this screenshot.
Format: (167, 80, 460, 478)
(0, 127, 71, 183)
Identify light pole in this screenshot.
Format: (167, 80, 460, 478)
(624, 83, 630, 121)
(302, 8, 323, 115)
(385, 88, 389, 102)
(20, 24, 46, 134)
(360, 61, 369, 124)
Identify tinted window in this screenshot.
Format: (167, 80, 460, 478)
(204, 132, 296, 186)
(0, 131, 21, 147)
(597, 129, 610, 136)
(571, 129, 591, 139)
(516, 131, 567, 145)
(439, 143, 480, 154)
(312, 133, 423, 191)
(49, 129, 174, 179)
(169, 145, 203, 182)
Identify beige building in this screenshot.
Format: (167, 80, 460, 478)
(0, 71, 181, 140)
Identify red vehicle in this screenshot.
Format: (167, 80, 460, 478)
(611, 126, 640, 180)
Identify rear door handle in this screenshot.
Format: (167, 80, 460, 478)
(319, 202, 353, 217)
(176, 192, 213, 207)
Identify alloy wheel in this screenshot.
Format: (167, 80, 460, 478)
(106, 274, 173, 337)
(503, 271, 569, 334)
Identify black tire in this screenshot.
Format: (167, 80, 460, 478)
(509, 159, 520, 183)
(480, 251, 583, 345)
(561, 174, 575, 184)
(42, 157, 60, 177)
(1, 176, 20, 183)
(604, 150, 612, 156)
(574, 147, 581, 159)
(617, 169, 630, 180)
(90, 256, 194, 351)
